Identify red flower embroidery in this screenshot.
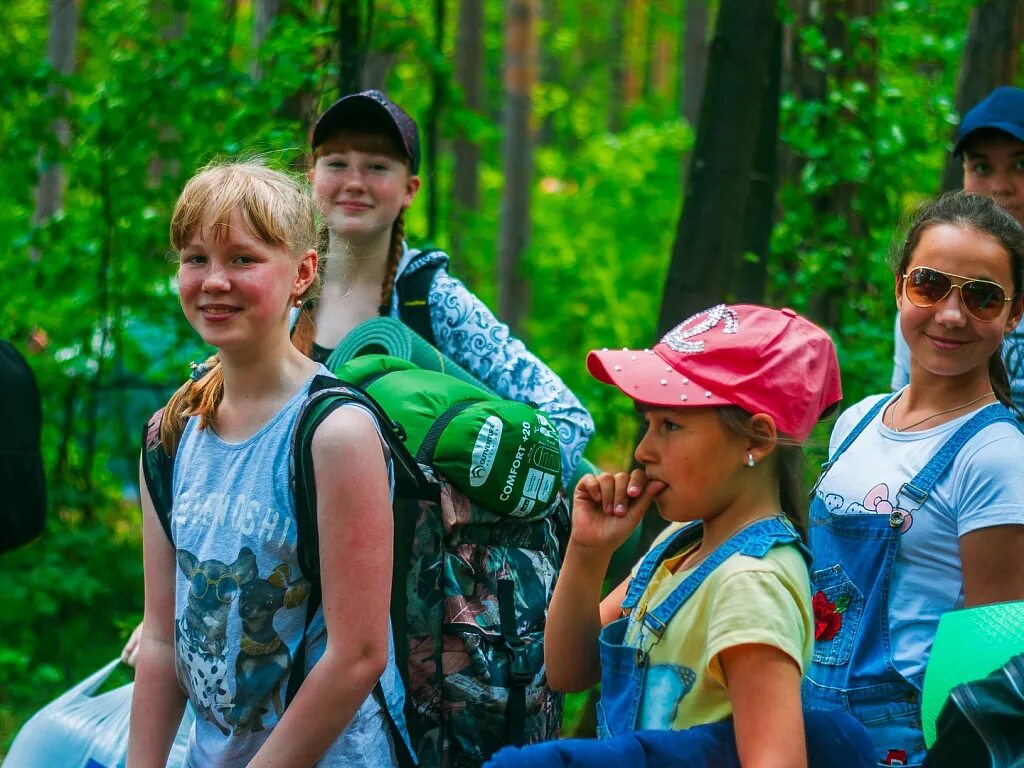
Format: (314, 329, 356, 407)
(883, 749, 909, 766)
(812, 590, 845, 641)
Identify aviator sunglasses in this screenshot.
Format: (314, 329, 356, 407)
(901, 266, 1013, 323)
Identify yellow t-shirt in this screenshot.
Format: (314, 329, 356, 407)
(622, 520, 813, 731)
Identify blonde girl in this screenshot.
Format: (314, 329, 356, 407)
(127, 162, 404, 768)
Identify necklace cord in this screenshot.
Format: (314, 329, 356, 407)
(887, 390, 995, 432)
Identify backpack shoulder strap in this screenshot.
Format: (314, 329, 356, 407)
(286, 375, 425, 767)
(291, 375, 435, 582)
(898, 402, 1021, 507)
(395, 248, 447, 346)
(140, 407, 175, 544)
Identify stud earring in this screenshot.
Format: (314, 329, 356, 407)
(746, 452, 755, 468)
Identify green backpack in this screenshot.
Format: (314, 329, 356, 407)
(142, 373, 569, 768)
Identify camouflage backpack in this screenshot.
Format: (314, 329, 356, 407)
(294, 375, 569, 768)
(144, 374, 569, 768)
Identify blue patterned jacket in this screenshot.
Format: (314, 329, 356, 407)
(389, 245, 594, 487)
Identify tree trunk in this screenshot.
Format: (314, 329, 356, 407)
(361, 52, 396, 90)
(278, 3, 322, 133)
(641, 0, 656, 100)
(775, 0, 824, 282)
(940, 0, 1024, 192)
(678, 0, 710, 185)
(33, 0, 80, 257)
(148, 0, 185, 187)
(251, 0, 282, 82)
(536, 0, 560, 145)
(607, 2, 626, 132)
(728, 20, 781, 305)
(337, 0, 369, 97)
(680, 0, 709, 126)
(656, 0, 778, 336)
(452, 0, 484, 255)
(425, 0, 446, 241)
(497, 0, 538, 332)
(223, 0, 239, 71)
(808, 0, 878, 329)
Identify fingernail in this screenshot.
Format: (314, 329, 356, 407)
(628, 486, 639, 494)
(615, 504, 625, 515)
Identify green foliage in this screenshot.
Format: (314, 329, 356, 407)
(770, 0, 975, 407)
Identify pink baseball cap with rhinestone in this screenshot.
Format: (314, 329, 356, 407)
(587, 304, 842, 440)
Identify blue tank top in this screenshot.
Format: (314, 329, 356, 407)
(170, 367, 401, 767)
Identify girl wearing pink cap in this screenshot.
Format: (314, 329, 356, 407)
(805, 193, 1024, 766)
(526, 304, 868, 767)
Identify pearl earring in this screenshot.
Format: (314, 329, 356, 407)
(746, 452, 755, 468)
(293, 297, 303, 308)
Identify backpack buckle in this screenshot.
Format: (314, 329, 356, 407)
(390, 419, 408, 443)
(509, 647, 534, 685)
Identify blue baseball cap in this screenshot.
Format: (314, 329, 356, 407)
(954, 86, 1024, 156)
(312, 90, 420, 173)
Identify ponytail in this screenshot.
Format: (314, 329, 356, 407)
(291, 305, 317, 357)
(775, 444, 809, 542)
(379, 210, 406, 311)
(160, 355, 224, 455)
(989, 351, 1019, 418)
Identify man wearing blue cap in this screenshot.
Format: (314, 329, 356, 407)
(892, 86, 1024, 410)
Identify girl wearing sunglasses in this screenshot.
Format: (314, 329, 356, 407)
(804, 192, 1024, 766)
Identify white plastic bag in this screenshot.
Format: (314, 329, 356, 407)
(3, 659, 194, 768)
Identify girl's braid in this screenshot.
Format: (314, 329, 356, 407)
(379, 210, 406, 311)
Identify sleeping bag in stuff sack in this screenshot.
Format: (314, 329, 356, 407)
(333, 355, 563, 517)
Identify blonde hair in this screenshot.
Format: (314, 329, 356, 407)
(161, 161, 319, 454)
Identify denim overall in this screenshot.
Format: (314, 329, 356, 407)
(596, 516, 809, 738)
(804, 398, 1022, 767)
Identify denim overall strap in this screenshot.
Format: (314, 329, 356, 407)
(620, 522, 704, 612)
(812, 395, 892, 494)
(896, 403, 1022, 508)
(824, 396, 892, 469)
(642, 517, 802, 637)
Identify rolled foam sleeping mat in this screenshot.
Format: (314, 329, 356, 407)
(921, 600, 1024, 747)
(326, 316, 488, 391)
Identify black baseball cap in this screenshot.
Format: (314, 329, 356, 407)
(954, 86, 1024, 156)
(311, 90, 420, 173)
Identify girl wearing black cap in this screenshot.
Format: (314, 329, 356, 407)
(299, 90, 594, 489)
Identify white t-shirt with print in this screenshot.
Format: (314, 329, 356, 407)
(816, 392, 1024, 680)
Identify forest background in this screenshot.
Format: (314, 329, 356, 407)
(1, 0, 1021, 754)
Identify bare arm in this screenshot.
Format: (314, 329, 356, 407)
(545, 470, 662, 692)
(126, 459, 187, 768)
(248, 406, 393, 767)
(720, 643, 806, 768)
(961, 524, 1024, 606)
